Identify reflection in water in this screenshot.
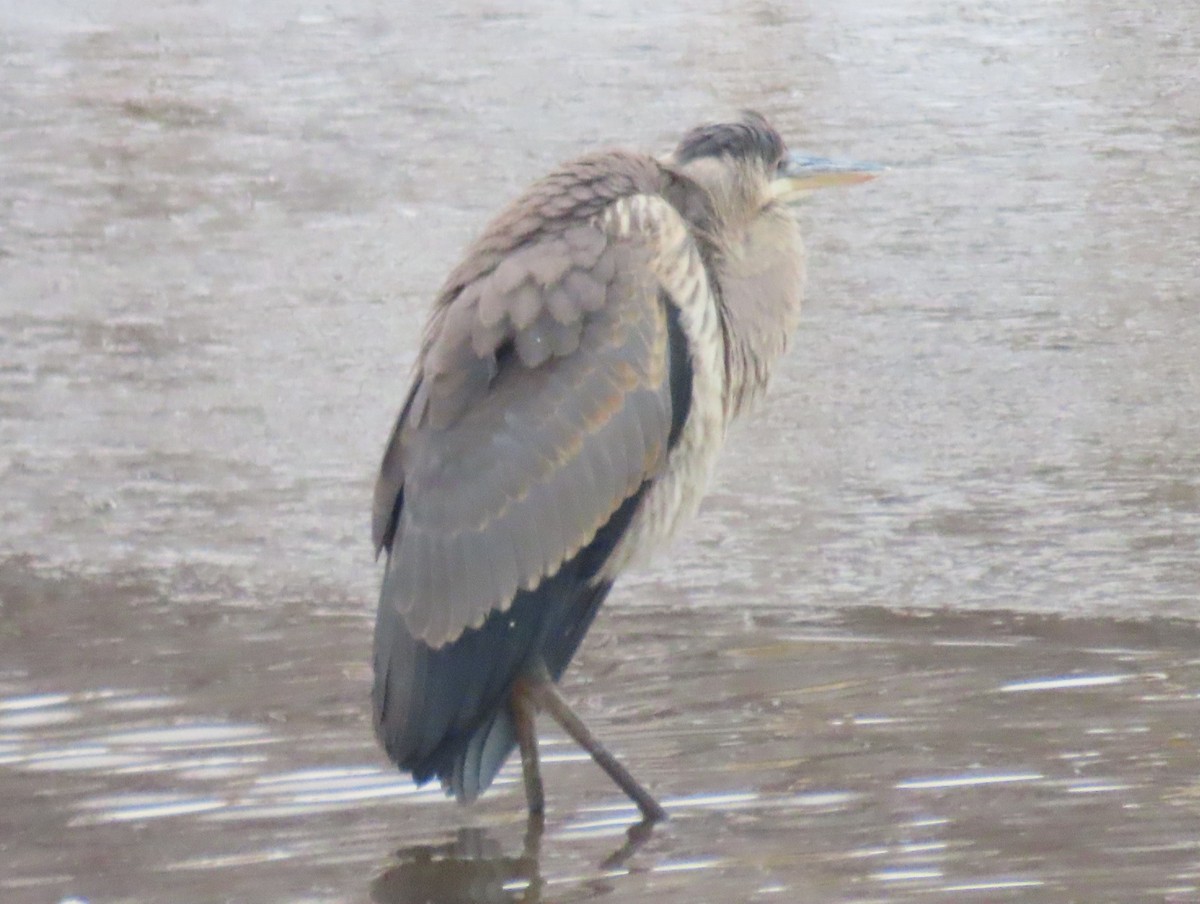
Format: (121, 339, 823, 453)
(370, 817, 664, 903)
(598, 818, 659, 871)
(371, 828, 544, 904)
(0, 678, 444, 830)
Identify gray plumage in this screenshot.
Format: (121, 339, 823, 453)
(370, 112, 877, 817)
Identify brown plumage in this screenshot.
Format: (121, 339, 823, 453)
(371, 112, 877, 821)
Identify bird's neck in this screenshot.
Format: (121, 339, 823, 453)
(716, 210, 807, 420)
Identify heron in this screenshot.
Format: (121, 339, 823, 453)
(371, 112, 877, 824)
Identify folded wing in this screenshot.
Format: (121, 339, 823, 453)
(374, 169, 697, 648)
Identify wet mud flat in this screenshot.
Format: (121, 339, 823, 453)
(3, 561, 1199, 903)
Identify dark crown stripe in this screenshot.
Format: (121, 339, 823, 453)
(674, 111, 785, 166)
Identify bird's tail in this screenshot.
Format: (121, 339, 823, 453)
(372, 585, 519, 801)
(372, 562, 614, 802)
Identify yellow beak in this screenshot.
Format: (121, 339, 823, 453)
(771, 152, 882, 202)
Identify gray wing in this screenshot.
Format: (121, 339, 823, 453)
(373, 205, 684, 648)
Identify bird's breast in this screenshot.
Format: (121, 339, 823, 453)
(596, 195, 730, 582)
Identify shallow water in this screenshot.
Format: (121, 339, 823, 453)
(2, 1, 1199, 902)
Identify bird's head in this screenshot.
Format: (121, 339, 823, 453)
(663, 111, 880, 238)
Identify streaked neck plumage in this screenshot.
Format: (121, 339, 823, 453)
(663, 157, 807, 422)
(710, 204, 807, 420)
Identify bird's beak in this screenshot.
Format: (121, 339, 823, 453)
(771, 152, 883, 203)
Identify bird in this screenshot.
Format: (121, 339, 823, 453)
(370, 111, 878, 824)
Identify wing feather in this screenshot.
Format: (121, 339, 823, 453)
(375, 158, 699, 647)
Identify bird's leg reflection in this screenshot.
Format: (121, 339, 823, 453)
(521, 809, 544, 861)
(370, 825, 543, 904)
(599, 817, 659, 871)
(371, 812, 663, 902)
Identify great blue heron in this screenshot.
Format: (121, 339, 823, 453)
(371, 112, 877, 823)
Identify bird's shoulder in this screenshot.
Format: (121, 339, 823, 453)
(415, 150, 696, 395)
(507, 148, 671, 227)
(439, 149, 673, 297)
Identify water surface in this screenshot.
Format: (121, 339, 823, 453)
(2, 1, 1198, 901)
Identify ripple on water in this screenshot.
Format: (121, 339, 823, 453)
(998, 673, 1139, 692)
(71, 793, 226, 825)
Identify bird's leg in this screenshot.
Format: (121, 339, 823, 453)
(524, 670, 668, 824)
(600, 817, 659, 871)
(510, 678, 545, 822)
